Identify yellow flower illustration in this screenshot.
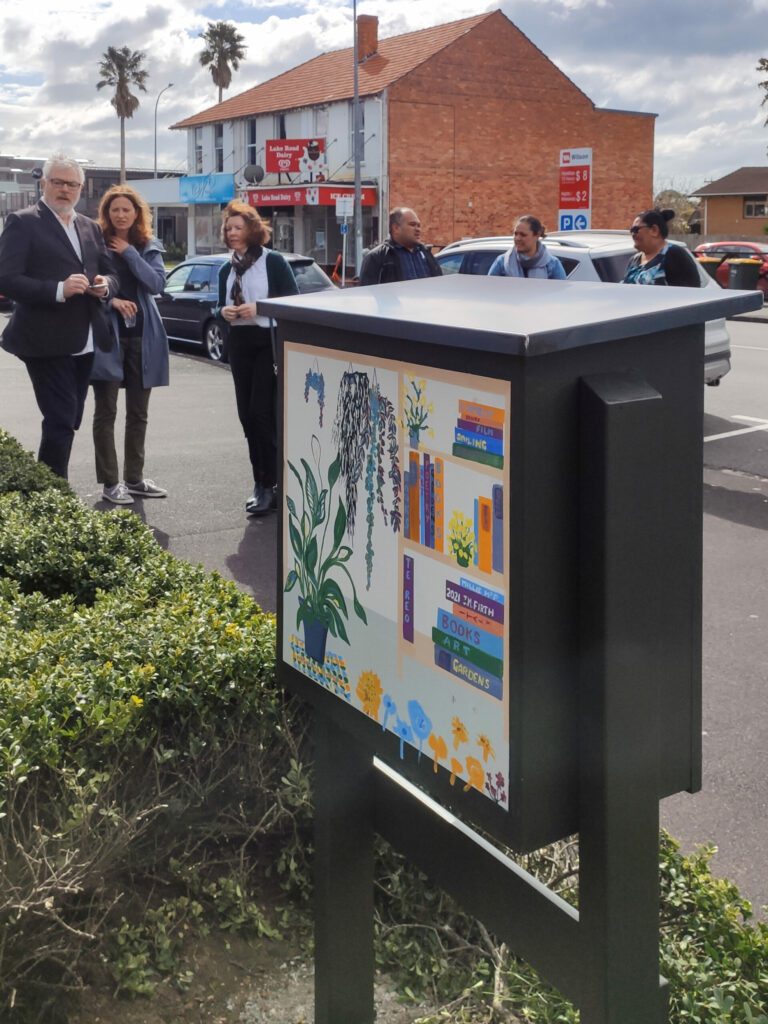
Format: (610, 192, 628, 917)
(477, 734, 495, 763)
(449, 757, 464, 786)
(356, 670, 383, 720)
(464, 756, 484, 793)
(448, 512, 474, 567)
(451, 716, 469, 750)
(427, 733, 448, 773)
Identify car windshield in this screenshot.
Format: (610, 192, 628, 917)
(290, 260, 332, 292)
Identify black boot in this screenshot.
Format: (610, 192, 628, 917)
(247, 484, 272, 517)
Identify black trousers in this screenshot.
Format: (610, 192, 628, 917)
(227, 326, 277, 488)
(22, 352, 95, 479)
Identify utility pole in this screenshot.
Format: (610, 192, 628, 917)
(352, 0, 363, 278)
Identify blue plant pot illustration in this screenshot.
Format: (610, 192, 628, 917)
(303, 616, 328, 665)
(409, 428, 420, 449)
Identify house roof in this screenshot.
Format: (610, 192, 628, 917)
(171, 12, 495, 130)
(692, 167, 768, 197)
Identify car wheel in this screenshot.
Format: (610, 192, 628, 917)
(203, 319, 228, 362)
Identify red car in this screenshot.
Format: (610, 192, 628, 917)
(693, 241, 768, 298)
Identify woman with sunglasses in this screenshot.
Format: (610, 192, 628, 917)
(623, 208, 700, 287)
(92, 185, 170, 504)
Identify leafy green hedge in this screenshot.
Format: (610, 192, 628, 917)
(0, 430, 307, 1022)
(0, 428, 72, 498)
(373, 832, 768, 1023)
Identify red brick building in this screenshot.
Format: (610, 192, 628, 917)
(172, 10, 654, 261)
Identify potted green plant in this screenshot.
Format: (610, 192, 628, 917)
(284, 436, 367, 664)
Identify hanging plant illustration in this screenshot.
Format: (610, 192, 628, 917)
(304, 365, 325, 427)
(333, 369, 401, 589)
(333, 370, 371, 538)
(284, 434, 367, 664)
(448, 511, 475, 568)
(400, 376, 434, 449)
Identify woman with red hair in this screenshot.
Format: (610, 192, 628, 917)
(218, 200, 298, 516)
(92, 185, 169, 504)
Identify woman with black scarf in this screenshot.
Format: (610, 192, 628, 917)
(218, 201, 298, 516)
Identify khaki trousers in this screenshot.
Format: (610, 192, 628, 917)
(92, 336, 151, 486)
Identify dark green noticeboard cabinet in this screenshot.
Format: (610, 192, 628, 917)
(262, 274, 756, 853)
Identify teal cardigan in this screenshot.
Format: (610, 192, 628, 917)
(216, 249, 299, 311)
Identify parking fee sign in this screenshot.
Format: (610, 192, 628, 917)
(558, 148, 592, 231)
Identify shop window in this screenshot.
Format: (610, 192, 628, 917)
(194, 128, 203, 174)
(315, 106, 329, 138)
(246, 119, 258, 165)
(274, 114, 286, 139)
(214, 125, 224, 173)
(744, 196, 767, 218)
(349, 101, 365, 165)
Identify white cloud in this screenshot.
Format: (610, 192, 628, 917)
(0, 0, 765, 182)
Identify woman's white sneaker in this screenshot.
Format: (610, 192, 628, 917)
(125, 479, 167, 498)
(102, 483, 134, 505)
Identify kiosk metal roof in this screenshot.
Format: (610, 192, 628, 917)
(260, 275, 761, 356)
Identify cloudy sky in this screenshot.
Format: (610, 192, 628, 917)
(1, 0, 766, 192)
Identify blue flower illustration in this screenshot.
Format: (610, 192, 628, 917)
(381, 694, 397, 732)
(407, 699, 432, 761)
(393, 716, 414, 760)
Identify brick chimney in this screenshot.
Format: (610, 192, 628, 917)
(356, 15, 378, 61)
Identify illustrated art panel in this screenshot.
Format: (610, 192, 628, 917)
(282, 342, 511, 809)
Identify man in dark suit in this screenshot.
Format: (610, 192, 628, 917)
(0, 154, 117, 479)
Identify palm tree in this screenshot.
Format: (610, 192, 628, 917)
(758, 58, 768, 131)
(96, 46, 149, 183)
(199, 21, 247, 104)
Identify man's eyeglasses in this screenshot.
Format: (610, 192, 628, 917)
(629, 225, 646, 236)
(48, 178, 83, 190)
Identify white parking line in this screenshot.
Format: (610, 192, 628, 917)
(731, 345, 768, 352)
(704, 416, 768, 443)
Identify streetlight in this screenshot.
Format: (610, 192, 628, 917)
(154, 83, 174, 179)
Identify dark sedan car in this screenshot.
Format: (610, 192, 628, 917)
(155, 252, 334, 362)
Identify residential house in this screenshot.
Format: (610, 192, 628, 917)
(691, 167, 768, 237)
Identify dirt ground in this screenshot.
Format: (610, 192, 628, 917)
(67, 932, 438, 1024)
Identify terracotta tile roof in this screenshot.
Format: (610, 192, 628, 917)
(692, 167, 768, 197)
(171, 12, 495, 130)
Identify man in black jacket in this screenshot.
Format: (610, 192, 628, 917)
(0, 154, 116, 478)
(359, 207, 442, 286)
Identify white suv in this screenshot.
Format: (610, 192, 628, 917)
(435, 230, 731, 386)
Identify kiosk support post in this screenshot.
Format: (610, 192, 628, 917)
(314, 714, 376, 1024)
(578, 372, 669, 1024)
